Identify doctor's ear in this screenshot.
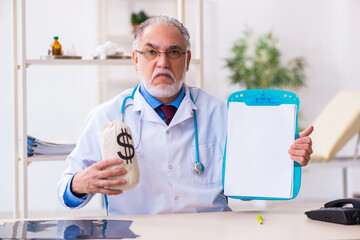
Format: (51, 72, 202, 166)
(132, 51, 139, 71)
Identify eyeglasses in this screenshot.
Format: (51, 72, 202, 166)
(136, 49, 188, 60)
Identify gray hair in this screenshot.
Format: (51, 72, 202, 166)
(132, 16, 191, 51)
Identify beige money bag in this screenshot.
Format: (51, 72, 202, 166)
(100, 120, 140, 191)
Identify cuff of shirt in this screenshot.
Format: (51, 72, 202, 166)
(63, 173, 87, 208)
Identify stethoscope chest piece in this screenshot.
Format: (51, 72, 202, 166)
(191, 162, 204, 175)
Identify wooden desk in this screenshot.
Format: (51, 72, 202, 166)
(1, 209, 359, 239)
(117, 210, 359, 240)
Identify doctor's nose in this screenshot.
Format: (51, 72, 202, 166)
(156, 52, 170, 68)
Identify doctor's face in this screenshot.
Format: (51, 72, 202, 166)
(133, 24, 191, 101)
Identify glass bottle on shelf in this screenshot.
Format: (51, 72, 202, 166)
(48, 36, 63, 56)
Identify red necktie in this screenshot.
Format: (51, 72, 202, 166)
(159, 105, 177, 125)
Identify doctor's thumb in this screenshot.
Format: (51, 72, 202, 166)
(299, 125, 314, 138)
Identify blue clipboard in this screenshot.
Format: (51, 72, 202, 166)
(222, 89, 301, 200)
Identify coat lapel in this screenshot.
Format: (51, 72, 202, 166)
(133, 87, 165, 125)
(132, 84, 197, 127)
(169, 85, 198, 127)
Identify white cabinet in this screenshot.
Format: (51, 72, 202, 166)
(13, 0, 203, 218)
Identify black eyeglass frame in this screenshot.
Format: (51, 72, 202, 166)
(135, 49, 189, 60)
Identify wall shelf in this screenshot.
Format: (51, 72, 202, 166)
(13, 0, 204, 219)
(25, 58, 201, 66)
(27, 155, 67, 163)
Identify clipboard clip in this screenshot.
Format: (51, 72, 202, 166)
(244, 91, 282, 106)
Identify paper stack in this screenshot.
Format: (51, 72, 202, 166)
(27, 136, 75, 157)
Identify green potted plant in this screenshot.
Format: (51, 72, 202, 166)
(224, 28, 306, 90)
(131, 10, 149, 34)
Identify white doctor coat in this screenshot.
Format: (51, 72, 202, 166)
(57, 84, 231, 215)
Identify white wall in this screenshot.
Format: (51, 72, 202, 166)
(1, 0, 360, 218)
(201, 0, 360, 200)
(203, 0, 360, 126)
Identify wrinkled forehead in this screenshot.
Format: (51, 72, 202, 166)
(139, 24, 187, 50)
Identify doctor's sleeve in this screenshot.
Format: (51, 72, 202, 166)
(63, 174, 87, 207)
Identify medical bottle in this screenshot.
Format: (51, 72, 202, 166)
(49, 36, 62, 55)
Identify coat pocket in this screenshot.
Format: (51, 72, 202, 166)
(190, 143, 223, 184)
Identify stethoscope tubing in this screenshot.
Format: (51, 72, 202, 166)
(120, 84, 203, 175)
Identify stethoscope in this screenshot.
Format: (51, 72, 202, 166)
(120, 84, 204, 175)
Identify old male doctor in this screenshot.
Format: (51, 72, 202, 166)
(57, 16, 313, 215)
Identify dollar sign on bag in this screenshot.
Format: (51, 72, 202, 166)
(117, 128, 134, 164)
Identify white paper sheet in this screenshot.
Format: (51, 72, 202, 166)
(224, 102, 296, 198)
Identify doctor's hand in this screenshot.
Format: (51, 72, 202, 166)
(288, 125, 314, 167)
(71, 158, 127, 196)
